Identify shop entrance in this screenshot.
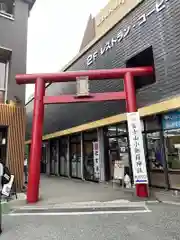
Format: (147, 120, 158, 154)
(104, 123, 132, 183)
(108, 136, 130, 181)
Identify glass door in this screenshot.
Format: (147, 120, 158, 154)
(70, 143, 81, 178)
(83, 130, 99, 182)
(59, 138, 68, 177)
(83, 141, 94, 181)
(50, 140, 57, 175)
(70, 134, 81, 179)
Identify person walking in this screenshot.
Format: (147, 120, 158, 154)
(24, 156, 28, 184)
(0, 161, 4, 235)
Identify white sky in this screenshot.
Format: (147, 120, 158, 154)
(26, 0, 109, 101)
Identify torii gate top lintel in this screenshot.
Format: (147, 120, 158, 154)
(16, 67, 153, 85)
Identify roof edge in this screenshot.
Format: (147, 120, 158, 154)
(25, 95, 180, 144)
(22, 0, 36, 10)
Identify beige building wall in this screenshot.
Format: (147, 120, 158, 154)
(79, 0, 144, 52)
(95, 0, 143, 38)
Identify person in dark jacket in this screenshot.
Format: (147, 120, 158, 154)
(24, 156, 28, 184)
(0, 161, 4, 235)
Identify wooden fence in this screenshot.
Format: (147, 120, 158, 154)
(0, 103, 25, 191)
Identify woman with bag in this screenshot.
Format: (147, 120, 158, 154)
(0, 161, 4, 235)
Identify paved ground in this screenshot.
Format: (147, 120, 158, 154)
(1, 203, 180, 239)
(39, 175, 136, 203)
(6, 175, 180, 211)
(10, 175, 145, 208)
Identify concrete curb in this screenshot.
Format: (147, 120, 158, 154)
(10, 199, 153, 211)
(158, 200, 180, 206)
(145, 200, 159, 204)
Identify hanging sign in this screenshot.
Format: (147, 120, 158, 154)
(162, 111, 180, 130)
(93, 141, 100, 179)
(87, 0, 170, 66)
(76, 76, 90, 97)
(127, 112, 148, 184)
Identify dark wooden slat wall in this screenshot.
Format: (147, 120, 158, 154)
(0, 104, 26, 191)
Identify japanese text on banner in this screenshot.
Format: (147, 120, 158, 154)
(127, 112, 148, 184)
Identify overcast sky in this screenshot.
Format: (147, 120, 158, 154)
(26, 0, 108, 101)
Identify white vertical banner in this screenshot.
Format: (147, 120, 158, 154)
(93, 141, 100, 180)
(127, 112, 148, 184)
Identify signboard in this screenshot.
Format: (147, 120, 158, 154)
(87, 0, 170, 66)
(127, 112, 148, 184)
(76, 76, 89, 97)
(162, 111, 180, 130)
(93, 141, 100, 179)
(113, 160, 124, 180)
(96, 0, 125, 27)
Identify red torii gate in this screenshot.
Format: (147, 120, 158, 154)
(16, 67, 153, 204)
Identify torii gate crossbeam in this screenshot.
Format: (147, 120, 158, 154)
(16, 67, 153, 203)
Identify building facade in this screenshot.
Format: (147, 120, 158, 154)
(0, 0, 35, 190)
(26, 0, 180, 190)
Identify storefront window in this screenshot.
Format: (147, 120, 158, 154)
(70, 134, 81, 143)
(164, 130, 180, 170)
(117, 123, 127, 135)
(162, 111, 180, 189)
(107, 123, 127, 137)
(162, 111, 180, 170)
(84, 130, 97, 141)
(107, 125, 117, 137)
(145, 115, 161, 131)
(146, 132, 164, 170)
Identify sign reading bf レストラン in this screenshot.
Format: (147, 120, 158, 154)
(87, 0, 170, 66)
(127, 112, 148, 184)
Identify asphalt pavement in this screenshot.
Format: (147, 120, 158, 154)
(1, 203, 180, 240)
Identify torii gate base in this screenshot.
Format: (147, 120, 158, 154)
(16, 67, 153, 204)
